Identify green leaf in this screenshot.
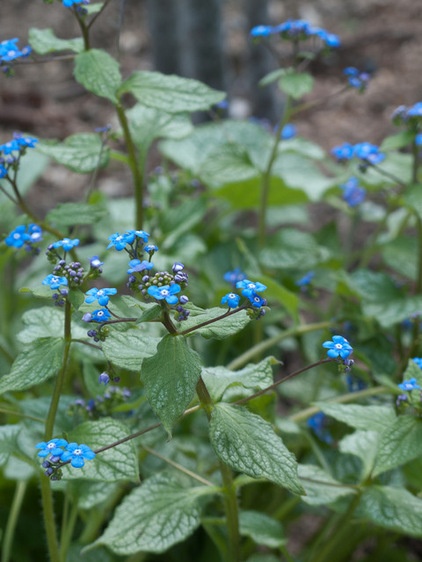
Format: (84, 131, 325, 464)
(0, 425, 21, 464)
(179, 306, 250, 339)
(142, 335, 202, 434)
(239, 510, 285, 548)
(316, 403, 396, 433)
(17, 307, 86, 344)
(339, 430, 379, 480)
(75, 481, 120, 509)
(259, 68, 286, 87)
(357, 486, 422, 537)
(381, 236, 418, 281)
(119, 71, 225, 113)
(260, 229, 330, 270)
(62, 419, 138, 482)
(46, 202, 107, 227)
(29, 28, 84, 54)
(373, 415, 422, 476)
(201, 357, 276, 402)
(298, 464, 356, 506)
(380, 131, 415, 151)
(102, 326, 160, 371)
(403, 183, 422, 221)
(125, 104, 193, 155)
(74, 49, 122, 103)
(91, 474, 207, 554)
(210, 404, 303, 494)
(0, 338, 64, 394)
(37, 134, 109, 173)
(278, 70, 314, 99)
(199, 143, 259, 188)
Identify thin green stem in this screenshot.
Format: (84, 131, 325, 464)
(1, 480, 27, 562)
(0, 342, 14, 364)
(226, 321, 330, 370)
(180, 307, 245, 337)
(115, 103, 144, 229)
(87, 0, 113, 30)
(44, 299, 72, 441)
(219, 462, 241, 562)
(0, 407, 45, 423)
(73, 8, 90, 50)
(39, 475, 61, 562)
(59, 497, 79, 562)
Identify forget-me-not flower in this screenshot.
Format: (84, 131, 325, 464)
(322, 335, 353, 359)
(147, 284, 181, 305)
(61, 443, 96, 469)
(85, 287, 117, 306)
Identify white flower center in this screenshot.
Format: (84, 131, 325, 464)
(74, 449, 82, 456)
(334, 343, 343, 349)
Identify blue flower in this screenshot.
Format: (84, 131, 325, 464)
(221, 292, 241, 308)
(52, 238, 80, 252)
(62, 0, 90, 7)
(89, 256, 103, 269)
(236, 279, 267, 297)
(127, 259, 154, 274)
(0, 139, 20, 154)
(27, 224, 43, 243)
(412, 357, 422, 369)
(0, 165, 7, 178)
(42, 274, 68, 290)
(281, 123, 297, 140)
(36, 438, 68, 458)
(353, 142, 385, 165)
(145, 244, 158, 254)
(250, 25, 274, 38)
(147, 284, 181, 305)
(107, 231, 136, 251)
(13, 133, 38, 148)
(224, 268, 247, 286)
(307, 413, 333, 444)
(331, 142, 354, 162)
(5, 225, 29, 248)
(61, 443, 95, 469)
(0, 38, 31, 64)
(340, 177, 366, 207)
(343, 67, 371, 91)
(295, 271, 315, 287)
(246, 292, 267, 308)
(322, 335, 353, 359)
(134, 230, 150, 243)
(398, 378, 421, 392)
(407, 102, 422, 118)
(83, 308, 111, 323)
(98, 372, 110, 385)
(85, 287, 117, 306)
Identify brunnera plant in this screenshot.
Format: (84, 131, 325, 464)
(2, 3, 422, 562)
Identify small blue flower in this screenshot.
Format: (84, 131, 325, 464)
(85, 308, 111, 323)
(27, 224, 43, 243)
(307, 413, 333, 444)
(343, 67, 371, 91)
(246, 292, 267, 308)
(0, 38, 31, 64)
(61, 443, 96, 469)
(36, 438, 68, 458)
(62, 0, 89, 7)
(98, 372, 110, 385)
(89, 256, 103, 269)
(147, 284, 181, 305)
(52, 238, 80, 252)
(85, 287, 117, 306)
(407, 102, 422, 118)
(322, 335, 353, 359)
(340, 177, 366, 207)
(331, 142, 354, 162)
(224, 268, 247, 287)
(412, 357, 422, 369)
(281, 123, 297, 140)
(398, 378, 421, 392)
(295, 271, 315, 287)
(145, 244, 158, 254)
(134, 230, 150, 243)
(127, 259, 154, 274)
(0, 139, 20, 154)
(5, 225, 29, 248)
(107, 231, 135, 251)
(250, 25, 273, 38)
(221, 292, 241, 308)
(353, 142, 385, 165)
(42, 274, 68, 290)
(236, 279, 267, 297)
(13, 133, 38, 148)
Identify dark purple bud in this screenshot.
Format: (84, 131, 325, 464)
(98, 372, 110, 385)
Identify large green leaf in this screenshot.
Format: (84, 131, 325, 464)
(298, 464, 356, 506)
(239, 510, 285, 548)
(210, 404, 303, 494)
(37, 134, 109, 173)
(101, 326, 160, 371)
(316, 403, 396, 433)
(357, 486, 422, 537)
(278, 70, 314, 99)
(373, 415, 422, 476)
(179, 306, 250, 339)
(201, 357, 275, 402)
(62, 419, 138, 482)
(91, 474, 208, 554)
(199, 143, 259, 187)
(381, 236, 418, 281)
(29, 28, 83, 54)
(141, 335, 202, 434)
(339, 430, 380, 480)
(47, 202, 107, 227)
(0, 338, 64, 394)
(74, 49, 122, 103)
(260, 229, 330, 270)
(119, 71, 225, 113)
(17, 307, 86, 344)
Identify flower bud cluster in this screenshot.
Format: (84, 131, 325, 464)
(0, 133, 38, 176)
(68, 386, 132, 420)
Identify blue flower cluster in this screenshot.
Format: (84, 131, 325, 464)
(36, 438, 95, 478)
(343, 67, 371, 92)
(0, 133, 38, 177)
(69, 385, 132, 420)
(62, 0, 90, 8)
(391, 102, 422, 145)
(221, 278, 268, 314)
(340, 177, 366, 207)
(250, 19, 340, 49)
(398, 378, 421, 392)
(322, 335, 353, 360)
(4, 224, 43, 252)
(331, 142, 385, 165)
(0, 39, 31, 75)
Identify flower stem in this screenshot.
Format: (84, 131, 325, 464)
(39, 475, 61, 562)
(219, 461, 241, 562)
(115, 103, 144, 229)
(1, 480, 27, 562)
